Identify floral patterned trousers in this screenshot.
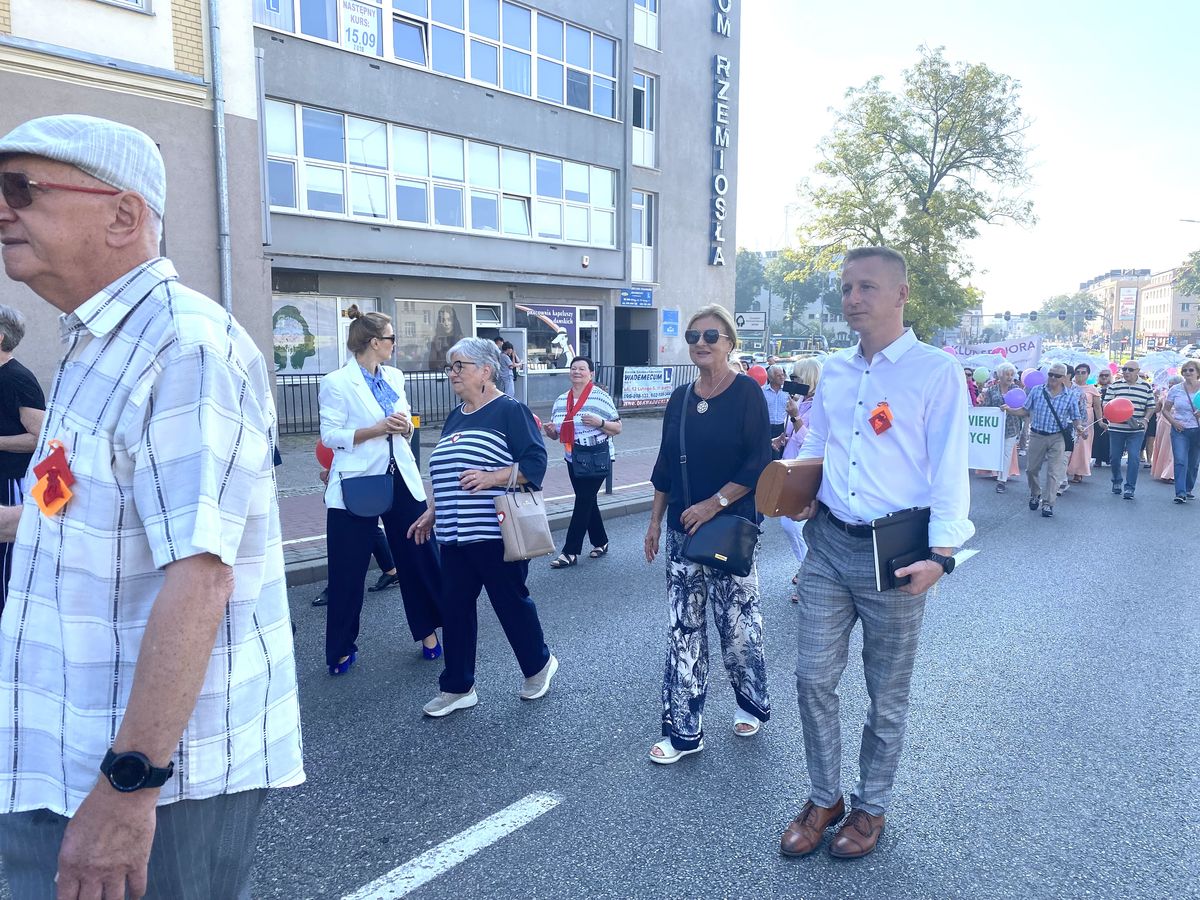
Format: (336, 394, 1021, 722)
(661, 528, 771, 751)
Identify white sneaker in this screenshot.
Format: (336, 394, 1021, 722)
(423, 688, 479, 717)
(519, 654, 559, 700)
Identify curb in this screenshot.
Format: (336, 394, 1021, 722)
(284, 491, 656, 589)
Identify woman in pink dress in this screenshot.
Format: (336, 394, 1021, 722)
(1067, 364, 1102, 482)
(1151, 376, 1180, 482)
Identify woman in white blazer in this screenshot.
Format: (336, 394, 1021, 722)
(320, 307, 441, 675)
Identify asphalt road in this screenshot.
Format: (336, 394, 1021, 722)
(248, 467, 1200, 900)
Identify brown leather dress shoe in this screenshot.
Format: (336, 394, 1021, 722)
(779, 797, 846, 857)
(828, 809, 885, 859)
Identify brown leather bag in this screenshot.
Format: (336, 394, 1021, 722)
(755, 458, 823, 517)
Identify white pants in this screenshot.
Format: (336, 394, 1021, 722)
(996, 433, 1020, 483)
(779, 515, 808, 567)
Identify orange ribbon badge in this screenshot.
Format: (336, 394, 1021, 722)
(31, 439, 75, 517)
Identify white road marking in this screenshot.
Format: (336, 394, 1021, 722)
(342, 792, 563, 899)
(283, 482, 654, 548)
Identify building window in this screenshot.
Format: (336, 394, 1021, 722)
(96, 0, 151, 10)
(633, 0, 658, 50)
(632, 72, 657, 167)
(631, 190, 655, 283)
(516, 304, 600, 371)
(256, 1, 618, 119)
(265, 99, 616, 247)
(1182, 303, 1191, 312)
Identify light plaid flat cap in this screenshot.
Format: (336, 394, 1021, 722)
(0, 114, 166, 216)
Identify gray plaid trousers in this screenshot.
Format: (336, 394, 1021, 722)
(661, 528, 771, 751)
(794, 512, 928, 816)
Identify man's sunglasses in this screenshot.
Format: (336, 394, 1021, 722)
(1047, 373, 1064, 379)
(685, 329, 731, 345)
(0, 172, 121, 210)
(1122, 367, 1138, 372)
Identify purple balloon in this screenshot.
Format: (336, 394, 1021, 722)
(1003, 388, 1028, 409)
(1023, 370, 1047, 389)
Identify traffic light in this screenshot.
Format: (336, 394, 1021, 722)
(1004, 311, 1011, 321)
(1057, 310, 1067, 321)
(1028, 311, 1038, 321)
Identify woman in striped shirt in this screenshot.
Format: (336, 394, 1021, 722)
(542, 356, 622, 568)
(408, 338, 558, 718)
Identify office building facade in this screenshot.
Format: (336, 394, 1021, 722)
(254, 0, 742, 410)
(0, 0, 268, 389)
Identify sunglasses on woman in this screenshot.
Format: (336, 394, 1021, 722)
(684, 329, 731, 345)
(0, 172, 121, 210)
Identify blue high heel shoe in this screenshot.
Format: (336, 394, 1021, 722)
(422, 641, 442, 661)
(328, 650, 357, 676)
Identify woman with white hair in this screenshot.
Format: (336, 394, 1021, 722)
(773, 357, 822, 600)
(978, 362, 1023, 493)
(0, 304, 45, 613)
(409, 337, 558, 717)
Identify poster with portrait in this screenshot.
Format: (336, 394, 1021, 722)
(392, 300, 474, 371)
(272, 295, 343, 374)
(516, 304, 578, 371)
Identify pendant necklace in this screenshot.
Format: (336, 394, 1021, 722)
(695, 369, 732, 414)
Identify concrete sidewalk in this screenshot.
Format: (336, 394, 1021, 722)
(276, 412, 665, 587)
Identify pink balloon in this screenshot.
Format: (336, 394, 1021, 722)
(1108, 362, 1119, 374)
(992, 347, 1007, 357)
(942, 346, 957, 354)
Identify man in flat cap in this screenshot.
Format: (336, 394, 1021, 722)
(0, 115, 303, 899)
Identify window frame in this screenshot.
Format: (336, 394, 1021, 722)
(255, 0, 620, 121)
(264, 99, 617, 249)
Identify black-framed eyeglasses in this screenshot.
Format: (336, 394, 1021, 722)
(376, 334, 396, 344)
(443, 360, 478, 374)
(1122, 367, 1138, 372)
(684, 329, 731, 345)
(0, 172, 121, 210)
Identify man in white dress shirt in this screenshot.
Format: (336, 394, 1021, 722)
(779, 247, 974, 860)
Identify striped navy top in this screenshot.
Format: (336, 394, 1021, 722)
(430, 394, 548, 544)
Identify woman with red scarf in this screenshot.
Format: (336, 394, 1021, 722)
(541, 356, 622, 568)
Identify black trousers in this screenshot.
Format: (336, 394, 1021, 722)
(325, 477, 441, 666)
(437, 540, 550, 694)
(0, 476, 21, 615)
(562, 461, 608, 555)
(370, 525, 396, 572)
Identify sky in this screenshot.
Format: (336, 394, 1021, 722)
(734, 0, 1200, 313)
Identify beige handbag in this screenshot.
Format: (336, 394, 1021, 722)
(494, 466, 556, 562)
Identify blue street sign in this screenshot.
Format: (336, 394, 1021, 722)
(662, 309, 679, 337)
(620, 287, 654, 307)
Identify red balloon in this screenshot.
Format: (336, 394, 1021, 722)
(1103, 397, 1134, 424)
(533, 414, 542, 429)
(315, 439, 334, 469)
(748, 365, 768, 386)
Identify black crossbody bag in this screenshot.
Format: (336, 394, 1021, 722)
(341, 434, 397, 518)
(678, 387, 760, 577)
(1042, 388, 1075, 453)
(571, 439, 611, 478)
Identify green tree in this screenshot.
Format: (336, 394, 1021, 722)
(1175, 249, 1200, 296)
(799, 46, 1034, 340)
(734, 248, 765, 312)
(764, 248, 840, 335)
(1035, 292, 1102, 340)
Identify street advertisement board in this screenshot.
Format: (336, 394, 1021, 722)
(621, 367, 675, 407)
(735, 311, 766, 332)
(1118, 287, 1137, 321)
(945, 335, 1043, 372)
(967, 408, 1006, 471)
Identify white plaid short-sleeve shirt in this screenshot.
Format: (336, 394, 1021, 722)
(0, 258, 304, 816)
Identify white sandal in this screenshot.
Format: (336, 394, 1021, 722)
(734, 709, 762, 737)
(648, 738, 703, 764)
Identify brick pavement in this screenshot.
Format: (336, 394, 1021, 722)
(278, 414, 664, 586)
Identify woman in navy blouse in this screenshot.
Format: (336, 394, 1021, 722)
(644, 304, 772, 763)
(408, 338, 559, 717)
